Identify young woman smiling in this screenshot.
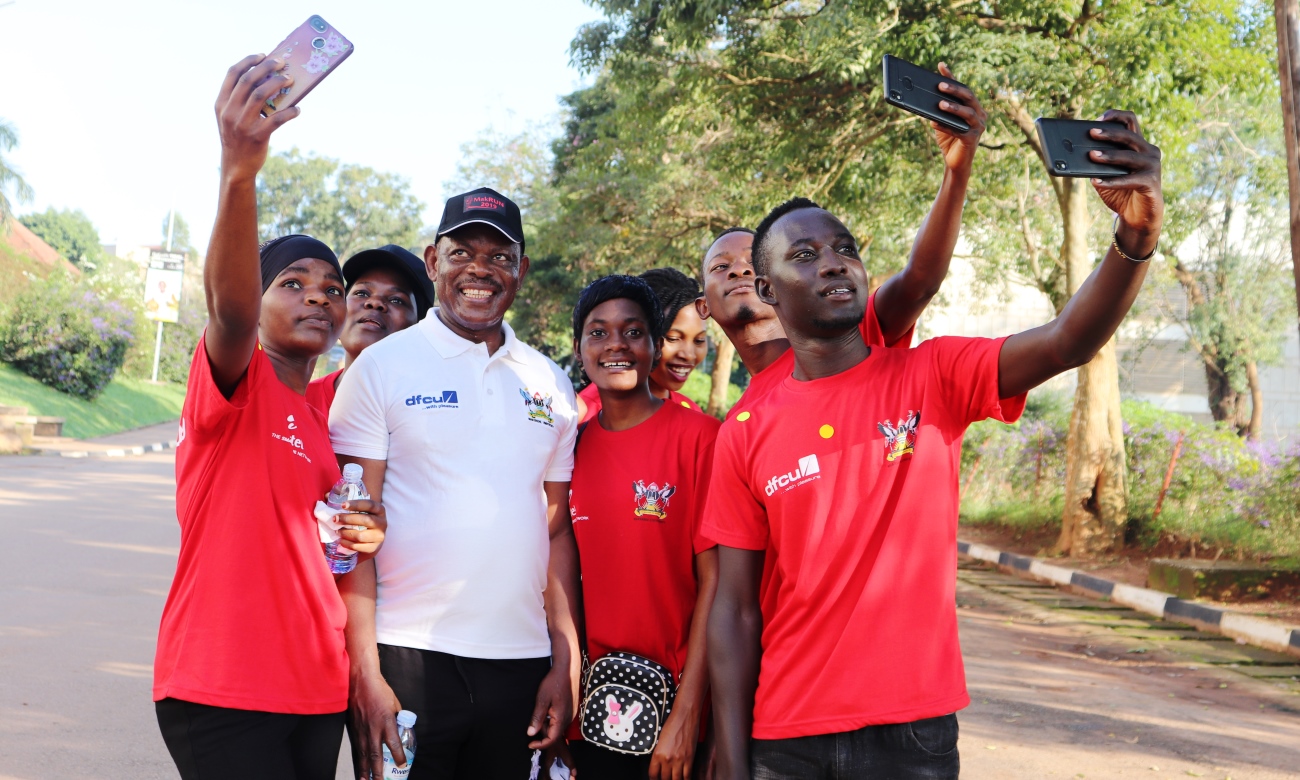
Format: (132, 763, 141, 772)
(578, 268, 706, 424)
(565, 275, 720, 780)
(152, 55, 387, 780)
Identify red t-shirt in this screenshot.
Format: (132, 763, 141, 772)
(568, 402, 720, 738)
(702, 337, 1025, 739)
(727, 290, 911, 422)
(579, 382, 701, 425)
(154, 337, 348, 714)
(306, 368, 343, 415)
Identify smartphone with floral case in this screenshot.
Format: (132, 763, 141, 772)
(261, 15, 354, 116)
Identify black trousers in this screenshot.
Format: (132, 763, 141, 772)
(750, 714, 960, 780)
(155, 698, 345, 780)
(378, 643, 552, 780)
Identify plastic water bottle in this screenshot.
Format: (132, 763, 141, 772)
(382, 709, 417, 778)
(324, 463, 368, 575)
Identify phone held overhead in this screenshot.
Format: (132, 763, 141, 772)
(261, 15, 354, 117)
(881, 54, 971, 134)
(1035, 118, 1129, 178)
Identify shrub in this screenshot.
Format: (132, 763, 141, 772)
(0, 272, 136, 400)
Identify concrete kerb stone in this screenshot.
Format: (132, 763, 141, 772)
(33, 439, 177, 459)
(957, 539, 1299, 658)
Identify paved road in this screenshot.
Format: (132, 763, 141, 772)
(1, 452, 1296, 779)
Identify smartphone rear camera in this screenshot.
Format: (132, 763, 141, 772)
(309, 15, 328, 33)
(1054, 160, 1067, 171)
(889, 90, 902, 101)
(312, 37, 326, 50)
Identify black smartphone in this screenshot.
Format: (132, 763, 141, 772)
(881, 54, 970, 134)
(1034, 118, 1128, 178)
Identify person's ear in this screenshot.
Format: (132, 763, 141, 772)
(424, 243, 438, 282)
(694, 295, 710, 321)
(756, 275, 778, 307)
(516, 253, 531, 286)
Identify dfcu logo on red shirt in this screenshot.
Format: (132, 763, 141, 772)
(464, 194, 506, 211)
(877, 410, 920, 462)
(632, 481, 677, 520)
(764, 454, 820, 496)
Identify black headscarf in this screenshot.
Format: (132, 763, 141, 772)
(258, 235, 341, 292)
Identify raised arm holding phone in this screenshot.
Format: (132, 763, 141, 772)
(151, 55, 385, 780)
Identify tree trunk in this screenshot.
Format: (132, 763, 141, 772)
(1245, 360, 1264, 439)
(1204, 363, 1249, 434)
(706, 330, 736, 418)
(1273, 0, 1300, 350)
(1054, 178, 1130, 557)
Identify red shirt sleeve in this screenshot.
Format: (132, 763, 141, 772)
(691, 416, 722, 554)
(187, 331, 256, 432)
(700, 420, 768, 550)
(928, 336, 1027, 427)
(861, 290, 915, 349)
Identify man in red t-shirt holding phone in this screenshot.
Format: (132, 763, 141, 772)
(704, 110, 1163, 779)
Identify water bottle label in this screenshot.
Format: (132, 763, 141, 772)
(382, 746, 415, 779)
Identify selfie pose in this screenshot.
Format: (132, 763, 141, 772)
(698, 63, 987, 411)
(705, 111, 1162, 780)
(578, 268, 706, 423)
(307, 244, 434, 413)
(152, 56, 386, 780)
(566, 275, 720, 780)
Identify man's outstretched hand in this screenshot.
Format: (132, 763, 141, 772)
(215, 55, 300, 184)
(527, 665, 575, 750)
(931, 62, 988, 173)
(1088, 109, 1164, 257)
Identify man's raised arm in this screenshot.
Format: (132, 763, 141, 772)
(998, 110, 1163, 399)
(874, 62, 987, 345)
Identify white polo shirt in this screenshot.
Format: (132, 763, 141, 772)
(329, 310, 578, 659)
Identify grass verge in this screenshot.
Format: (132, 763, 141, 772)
(0, 363, 185, 439)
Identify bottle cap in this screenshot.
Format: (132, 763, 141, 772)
(343, 463, 364, 481)
(396, 710, 417, 728)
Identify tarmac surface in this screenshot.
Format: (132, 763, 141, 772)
(1, 450, 1296, 779)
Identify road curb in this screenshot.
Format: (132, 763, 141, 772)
(958, 540, 1300, 657)
(32, 439, 177, 459)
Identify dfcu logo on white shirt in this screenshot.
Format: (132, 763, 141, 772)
(764, 454, 821, 496)
(406, 391, 459, 409)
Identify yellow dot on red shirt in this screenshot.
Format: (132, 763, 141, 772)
(681, 401, 691, 408)
(736, 411, 751, 422)
(819, 424, 835, 438)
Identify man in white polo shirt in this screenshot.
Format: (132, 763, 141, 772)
(329, 188, 581, 780)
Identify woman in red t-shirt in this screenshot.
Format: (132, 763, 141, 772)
(565, 275, 721, 780)
(577, 268, 707, 424)
(306, 245, 433, 414)
(153, 56, 388, 780)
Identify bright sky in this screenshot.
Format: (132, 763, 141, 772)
(0, 0, 601, 249)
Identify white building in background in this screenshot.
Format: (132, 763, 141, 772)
(917, 251, 1300, 440)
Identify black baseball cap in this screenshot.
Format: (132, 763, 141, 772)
(341, 245, 435, 319)
(435, 187, 525, 253)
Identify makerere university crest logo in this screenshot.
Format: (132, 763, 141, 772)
(632, 481, 677, 520)
(877, 410, 920, 462)
(519, 387, 555, 426)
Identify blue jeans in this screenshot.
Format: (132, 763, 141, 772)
(751, 714, 960, 779)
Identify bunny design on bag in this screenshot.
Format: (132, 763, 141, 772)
(601, 694, 643, 743)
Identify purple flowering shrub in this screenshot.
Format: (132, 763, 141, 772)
(962, 391, 1300, 559)
(0, 273, 136, 400)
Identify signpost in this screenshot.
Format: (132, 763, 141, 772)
(146, 210, 185, 382)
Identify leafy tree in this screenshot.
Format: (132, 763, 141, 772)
(256, 148, 424, 259)
(20, 207, 103, 269)
(0, 119, 32, 227)
(563, 0, 1274, 555)
(1152, 84, 1296, 438)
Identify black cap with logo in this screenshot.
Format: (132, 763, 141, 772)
(435, 187, 525, 253)
(341, 244, 436, 320)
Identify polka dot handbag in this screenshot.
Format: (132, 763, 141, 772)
(579, 651, 676, 755)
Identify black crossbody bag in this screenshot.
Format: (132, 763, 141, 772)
(578, 652, 677, 755)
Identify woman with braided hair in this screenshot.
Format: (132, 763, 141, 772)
(578, 267, 708, 424)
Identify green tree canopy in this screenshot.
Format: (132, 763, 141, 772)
(257, 148, 424, 259)
(20, 207, 103, 269)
